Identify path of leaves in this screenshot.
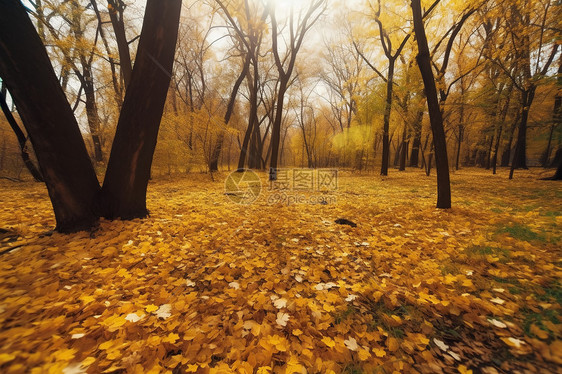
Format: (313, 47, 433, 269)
(0, 169, 560, 373)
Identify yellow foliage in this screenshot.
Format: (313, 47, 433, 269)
(0, 170, 560, 372)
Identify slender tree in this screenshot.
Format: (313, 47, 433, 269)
(268, 0, 327, 180)
(411, 0, 451, 209)
(107, 0, 133, 88)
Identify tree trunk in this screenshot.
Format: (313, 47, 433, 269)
(540, 125, 555, 167)
(209, 53, 251, 172)
(455, 125, 463, 170)
(70, 3, 104, 164)
(553, 157, 562, 180)
(107, 0, 133, 88)
(510, 87, 535, 179)
(485, 132, 494, 169)
(410, 109, 423, 167)
(501, 112, 519, 166)
(81, 66, 104, 163)
(492, 125, 503, 175)
(0, 0, 101, 232)
(99, 0, 182, 219)
(0, 91, 43, 182)
(237, 59, 260, 171)
(380, 60, 395, 176)
(269, 79, 288, 179)
(412, 0, 451, 209)
(399, 127, 408, 171)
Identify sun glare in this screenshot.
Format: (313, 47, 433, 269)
(271, 0, 309, 11)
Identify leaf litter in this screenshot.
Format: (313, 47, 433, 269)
(0, 169, 560, 373)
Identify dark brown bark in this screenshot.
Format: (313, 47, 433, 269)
(107, 0, 133, 88)
(0, 90, 43, 182)
(412, 0, 451, 209)
(553, 158, 562, 180)
(381, 61, 394, 175)
(0, 0, 101, 232)
(99, 0, 182, 219)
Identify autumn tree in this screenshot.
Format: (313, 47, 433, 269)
(480, 0, 560, 179)
(268, 0, 327, 180)
(355, 0, 437, 176)
(0, 0, 182, 231)
(411, 0, 451, 208)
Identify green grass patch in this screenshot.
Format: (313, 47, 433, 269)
(495, 223, 546, 242)
(342, 364, 363, 374)
(543, 211, 561, 218)
(334, 305, 357, 324)
(439, 261, 462, 275)
(535, 280, 562, 305)
(522, 307, 560, 341)
(465, 245, 511, 263)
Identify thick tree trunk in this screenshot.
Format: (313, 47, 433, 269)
(412, 0, 451, 208)
(0, 91, 43, 182)
(99, 0, 182, 219)
(0, 0, 101, 232)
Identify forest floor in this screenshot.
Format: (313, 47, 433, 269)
(0, 168, 561, 374)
